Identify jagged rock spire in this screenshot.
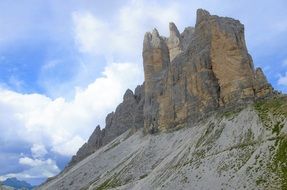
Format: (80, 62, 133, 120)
(68, 85, 145, 167)
(123, 89, 134, 101)
(196, 9, 210, 25)
(142, 8, 273, 133)
(169, 22, 181, 37)
(167, 22, 183, 61)
(254, 67, 273, 97)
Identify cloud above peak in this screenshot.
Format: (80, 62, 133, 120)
(72, 0, 181, 58)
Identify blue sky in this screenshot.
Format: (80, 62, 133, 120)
(0, 0, 286, 186)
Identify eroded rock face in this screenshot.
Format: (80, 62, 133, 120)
(254, 68, 273, 97)
(142, 9, 273, 133)
(68, 85, 145, 166)
(68, 125, 103, 166)
(166, 22, 183, 61)
(201, 10, 255, 105)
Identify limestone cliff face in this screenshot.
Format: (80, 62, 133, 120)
(68, 85, 144, 166)
(69, 8, 274, 166)
(142, 9, 273, 133)
(68, 7, 273, 170)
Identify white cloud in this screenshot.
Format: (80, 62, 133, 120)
(278, 72, 287, 86)
(0, 144, 60, 181)
(20, 157, 48, 167)
(42, 60, 62, 70)
(31, 144, 48, 159)
(41, 0, 180, 98)
(73, 12, 109, 54)
(72, 0, 181, 57)
(1, 157, 60, 181)
(51, 135, 86, 156)
(0, 62, 142, 158)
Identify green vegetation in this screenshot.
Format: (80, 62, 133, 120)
(245, 128, 254, 142)
(255, 96, 287, 188)
(104, 141, 120, 153)
(254, 96, 287, 128)
(205, 126, 224, 146)
(222, 107, 243, 119)
(95, 177, 121, 190)
(272, 122, 284, 136)
(195, 122, 216, 148)
(217, 162, 229, 176)
(193, 149, 206, 159)
(270, 137, 287, 189)
(256, 177, 267, 186)
(195, 122, 225, 151)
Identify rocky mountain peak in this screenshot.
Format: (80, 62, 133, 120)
(142, 8, 273, 133)
(123, 89, 134, 101)
(67, 85, 144, 167)
(66, 8, 273, 170)
(196, 8, 210, 25)
(152, 28, 160, 37)
(169, 22, 180, 37)
(255, 67, 268, 82)
(40, 9, 284, 190)
(167, 22, 183, 61)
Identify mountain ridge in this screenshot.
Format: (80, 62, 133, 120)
(66, 8, 274, 169)
(38, 9, 287, 190)
(1, 177, 33, 190)
(67, 8, 274, 169)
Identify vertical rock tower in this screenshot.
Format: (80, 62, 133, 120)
(143, 9, 272, 133)
(67, 9, 273, 168)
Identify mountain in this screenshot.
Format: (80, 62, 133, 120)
(0, 186, 13, 190)
(38, 9, 286, 190)
(0, 183, 14, 190)
(67, 86, 144, 167)
(2, 178, 33, 190)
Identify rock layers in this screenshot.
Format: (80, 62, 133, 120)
(142, 9, 273, 133)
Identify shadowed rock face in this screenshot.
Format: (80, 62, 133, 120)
(142, 9, 273, 133)
(68, 85, 144, 167)
(254, 67, 273, 97)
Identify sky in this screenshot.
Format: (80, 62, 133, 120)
(0, 0, 286, 186)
